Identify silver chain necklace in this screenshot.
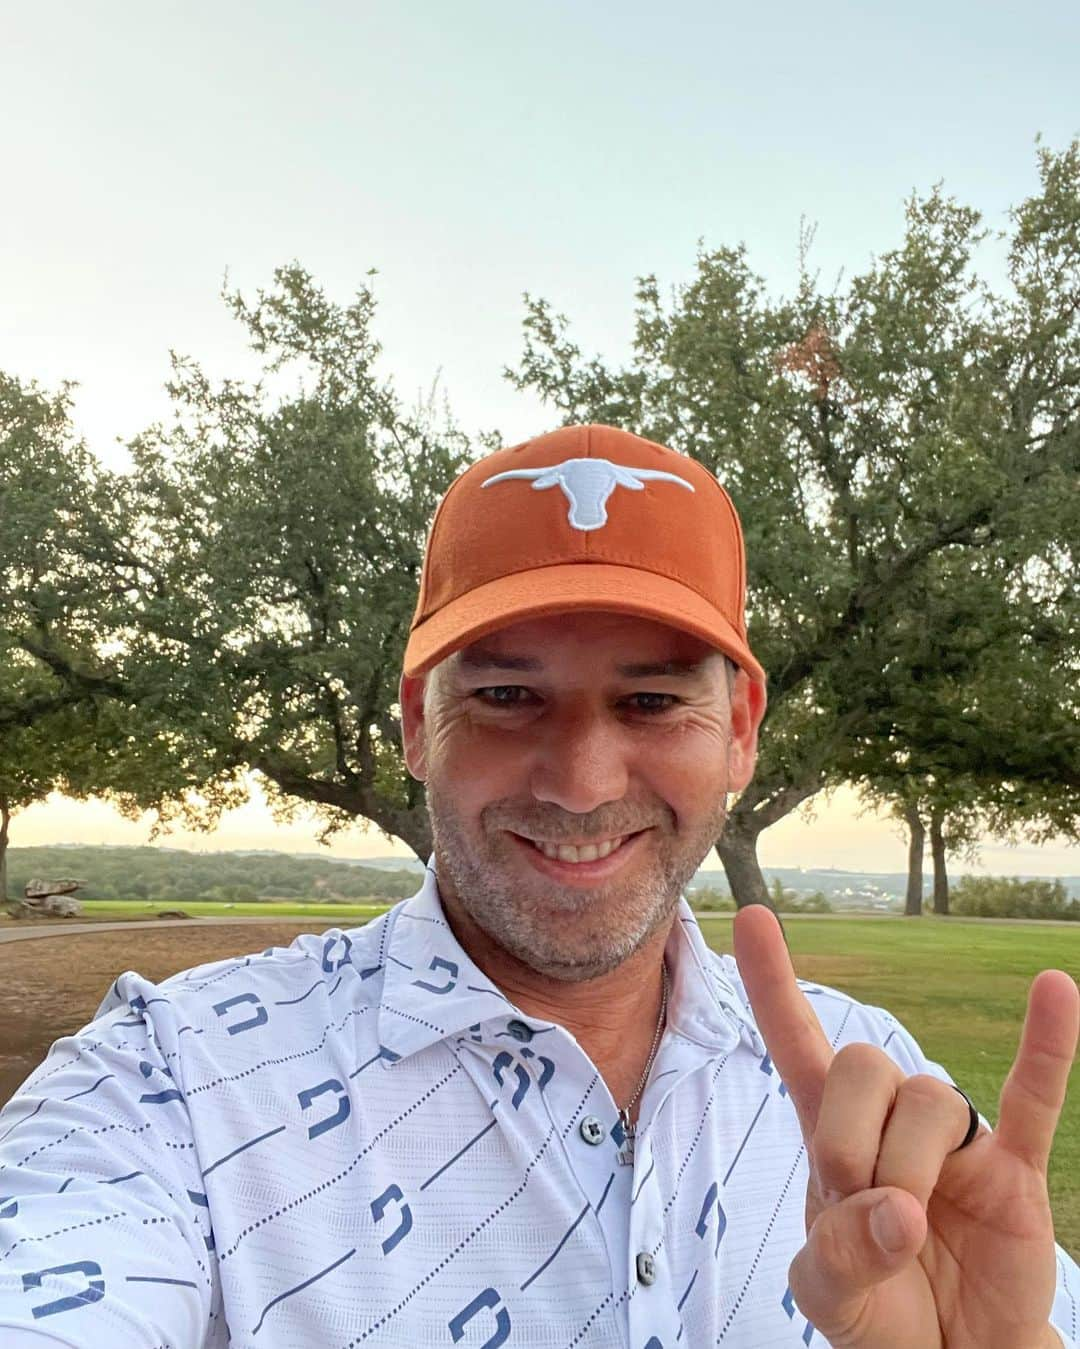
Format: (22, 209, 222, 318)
(616, 964, 669, 1165)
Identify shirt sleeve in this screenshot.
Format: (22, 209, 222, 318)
(0, 993, 216, 1347)
(870, 1007, 1080, 1349)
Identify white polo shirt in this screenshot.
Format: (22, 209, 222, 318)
(1, 866, 1077, 1348)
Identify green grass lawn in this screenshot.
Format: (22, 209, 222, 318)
(7, 899, 393, 922)
(697, 914, 1080, 1256)
(8, 901, 1075, 1253)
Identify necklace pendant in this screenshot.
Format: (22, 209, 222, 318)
(614, 966, 666, 1170)
(615, 1110, 635, 1166)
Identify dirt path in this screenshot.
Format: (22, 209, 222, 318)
(0, 922, 321, 1108)
(0, 915, 291, 944)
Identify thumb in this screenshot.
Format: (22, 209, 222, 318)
(789, 1188, 927, 1338)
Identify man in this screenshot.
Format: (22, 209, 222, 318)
(0, 423, 1076, 1348)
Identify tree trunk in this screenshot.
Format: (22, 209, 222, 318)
(902, 803, 925, 916)
(930, 809, 949, 915)
(716, 816, 774, 910)
(0, 795, 10, 905)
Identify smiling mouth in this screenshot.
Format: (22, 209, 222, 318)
(513, 831, 642, 865)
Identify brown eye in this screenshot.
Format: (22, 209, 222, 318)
(475, 686, 531, 706)
(626, 693, 679, 714)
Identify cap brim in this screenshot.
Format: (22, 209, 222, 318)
(403, 563, 765, 684)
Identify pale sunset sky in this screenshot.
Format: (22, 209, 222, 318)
(3, 1, 1078, 877)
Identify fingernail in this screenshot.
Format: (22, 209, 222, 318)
(822, 1188, 844, 1208)
(870, 1198, 907, 1253)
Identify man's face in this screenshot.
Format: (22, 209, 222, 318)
(400, 612, 764, 982)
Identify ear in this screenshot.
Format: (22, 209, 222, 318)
(725, 669, 766, 792)
(399, 672, 429, 781)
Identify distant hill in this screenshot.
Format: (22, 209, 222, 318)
(7, 846, 1077, 908)
(5, 846, 420, 904)
(333, 856, 426, 873)
(313, 856, 1080, 907)
(685, 866, 1080, 907)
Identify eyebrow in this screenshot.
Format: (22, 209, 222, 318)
(457, 650, 544, 673)
(615, 660, 707, 678)
(456, 649, 708, 678)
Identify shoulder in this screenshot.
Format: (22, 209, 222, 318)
(2, 907, 405, 1190)
(80, 908, 399, 1069)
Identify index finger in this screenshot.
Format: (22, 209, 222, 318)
(733, 904, 834, 1135)
(995, 968, 1079, 1170)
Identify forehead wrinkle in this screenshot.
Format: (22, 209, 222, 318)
(456, 647, 545, 673)
(447, 649, 721, 682)
(614, 659, 708, 678)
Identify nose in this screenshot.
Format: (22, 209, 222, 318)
(528, 709, 629, 815)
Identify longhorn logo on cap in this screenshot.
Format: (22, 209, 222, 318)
(481, 456, 694, 532)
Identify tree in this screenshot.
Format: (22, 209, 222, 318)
(867, 788, 980, 917)
(505, 140, 1080, 905)
(900, 790, 927, 917)
(0, 374, 123, 903)
(851, 550, 1079, 914)
(0, 703, 125, 907)
(0, 374, 124, 723)
(0, 373, 246, 904)
(15, 151, 1079, 898)
(114, 266, 475, 855)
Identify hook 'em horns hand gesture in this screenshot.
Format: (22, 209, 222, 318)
(732, 905, 1079, 1349)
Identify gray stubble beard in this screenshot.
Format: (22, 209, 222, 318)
(424, 775, 728, 983)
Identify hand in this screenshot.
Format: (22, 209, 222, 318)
(733, 904, 1079, 1349)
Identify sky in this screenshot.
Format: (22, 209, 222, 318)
(3, 1, 1078, 875)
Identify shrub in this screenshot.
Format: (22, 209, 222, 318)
(784, 889, 833, 913)
(950, 876, 1079, 921)
(770, 877, 833, 913)
(198, 883, 260, 903)
(688, 886, 736, 912)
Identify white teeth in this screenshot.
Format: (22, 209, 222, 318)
(533, 835, 628, 864)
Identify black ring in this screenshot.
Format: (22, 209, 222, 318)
(950, 1084, 980, 1152)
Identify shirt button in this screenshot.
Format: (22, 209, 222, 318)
(579, 1116, 605, 1146)
(636, 1251, 657, 1286)
(506, 1019, 534, 1043)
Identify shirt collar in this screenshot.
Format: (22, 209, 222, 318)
(664, 904, 764, 1056)
(376, 860, 762, 1063)
(376, 863, 524, 1061)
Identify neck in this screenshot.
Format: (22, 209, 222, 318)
(436, 886, 673, 1117)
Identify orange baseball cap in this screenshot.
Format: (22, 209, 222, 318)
(403, 423, 765, 684)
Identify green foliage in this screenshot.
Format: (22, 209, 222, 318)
(116, 266, 476, 856)
(0, 373, 240, 900)
(507, 141, 1080, 904)
(785, 889, 833, 914)
(0, 372, 227, 895)
(950, 875, 1080, 921)
(680, 880, 834, 913)
(687, 885, 735, 912)
(769, 876, 833, 913)
(0, 373, 121, 794)
(3, 149, 1078, 897)
(4, 845, 420, 903)
(200, 883, 259, 903)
